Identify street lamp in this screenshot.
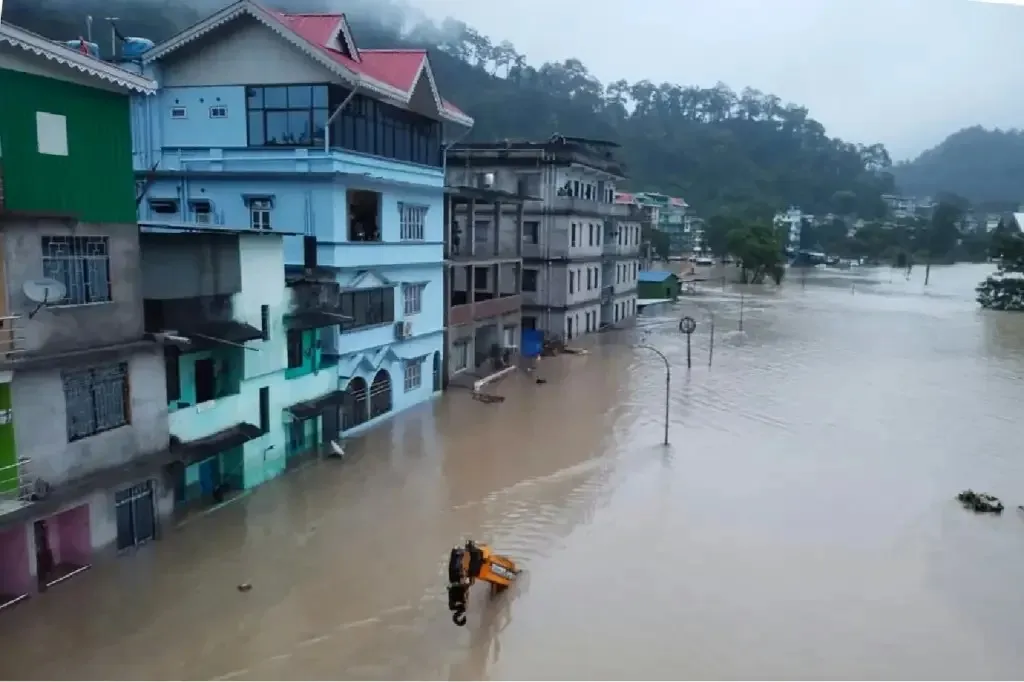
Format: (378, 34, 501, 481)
(632, 344, 671, 446)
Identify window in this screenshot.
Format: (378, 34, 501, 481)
(165, 353, 180, 404)
(403, 283, 424, 315)
(568, 270, 575, 295)
(399, 203, 428, 241)
(246, 85, 327, 147)
(517, 173, 541, 197)
(36, 111, 68, 156)
(452, 342, 469, 371)
(287, 329, 304, 369)
(523, 220, 540, 244)
(209, 105, 227, 119)
(149, 199, 178, 215)
(571, 223, 577, 247)
(63, 363, 129, 441)
(522, 316, 537, 330)
(42, 236, 111, 305)
(588, 224, 594, 246)
(249, 198, 272, 230)
(190, 199, 212, 224)
(573, 180, 580, 197)
(170, 107, 187, 119)
(474, 267, 489, 289)
(404, 358, 422, 392)
(328, 88, 441, 166)
(338, 286, 395, 333)
(586, 268, 592, 290)
(259, 386, 270, 434)
(260, 304, 270, 341)
(348, 190, 381, 241)
(523, 269, 538, 292)
(474, 220, 490, 243)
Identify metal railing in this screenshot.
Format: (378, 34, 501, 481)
(0, 315, 23, 360)
(0, 457, 34, 503)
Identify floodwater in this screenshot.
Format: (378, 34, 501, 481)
(3, 263, 1024, 680)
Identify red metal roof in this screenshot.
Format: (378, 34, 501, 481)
(615, 192, 637, 204)
(268, 10, 464, 119)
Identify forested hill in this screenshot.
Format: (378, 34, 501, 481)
(7, 0, 895, 218)
(891, 126, 1024, 208)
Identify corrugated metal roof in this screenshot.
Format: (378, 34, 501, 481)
(638, 271, 675, 283)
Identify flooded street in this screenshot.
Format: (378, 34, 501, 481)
(3, 263, 1024, 680)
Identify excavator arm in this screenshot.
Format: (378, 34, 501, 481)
(447, 540, 520, 626)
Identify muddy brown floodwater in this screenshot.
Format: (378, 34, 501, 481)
(2, 264, 1024, 680)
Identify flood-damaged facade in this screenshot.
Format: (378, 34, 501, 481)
(129, 0, 474, 438)
(0, 21, 165, 608)
(442, 185, 524, 387)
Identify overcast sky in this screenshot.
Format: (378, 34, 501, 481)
(415, 0, 1024, 161)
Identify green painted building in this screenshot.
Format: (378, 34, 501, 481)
(638, 271, 681, 300)
(0, 22, 156, 222)
(634, 193, 692, 256)
(0, 22, 155, 501)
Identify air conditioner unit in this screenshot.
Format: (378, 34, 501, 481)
(394, 320, 412, 339)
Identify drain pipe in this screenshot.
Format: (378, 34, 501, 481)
(324, 87, 360, 153)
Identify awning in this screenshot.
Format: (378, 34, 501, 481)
(174, 321, 264, 353)
(284, 310, 347, 332)
(286, 390, 346, 420)
(172, 423, 263, 465)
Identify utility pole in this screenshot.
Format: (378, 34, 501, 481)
(105, 17, 120, 59)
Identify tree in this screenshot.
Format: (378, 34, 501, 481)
(726, 222, 785, 284)
(5, 0, 898, 220)
(643, 226, 671, 261)
(704, 214, 739, 260)
(977, 230, 1024, 311)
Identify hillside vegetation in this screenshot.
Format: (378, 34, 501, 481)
(8, 0, 895, 218)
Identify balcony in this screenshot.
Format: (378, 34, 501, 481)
(546, 197, 629, 216)
(169, 392, 254, 444)
(318, 241, 443, 269)
(449, 294, 522, 326)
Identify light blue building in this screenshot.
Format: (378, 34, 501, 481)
(128, 0, 473, 470)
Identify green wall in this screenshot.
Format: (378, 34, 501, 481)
(0, 384, 16, 494)
(0, 67, 137, 223)
(169, 348, 244, 411)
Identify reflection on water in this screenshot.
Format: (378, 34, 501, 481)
(2, 264, 1024, 679)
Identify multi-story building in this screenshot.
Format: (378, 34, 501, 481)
(773, 207, 806, 252)
(128, 0, 472, 440)
(622, 192, 691, 256)
(0, 22, 167, 607)
(447, 136, 635, 340)
(442, 184, 524, 386)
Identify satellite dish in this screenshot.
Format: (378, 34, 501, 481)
(23, 278, 66, 305)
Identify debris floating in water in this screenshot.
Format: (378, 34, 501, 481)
(237, 583, 252, 592)
(956, 490, 1004, 514)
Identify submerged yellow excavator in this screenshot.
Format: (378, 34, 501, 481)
(447, 540, 521, 626)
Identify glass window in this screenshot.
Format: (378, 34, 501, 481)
(265, 111, 289, 145)
(263, 86, 288, 108)
(287, 110, 311, 145)
(248, 111, 265, 145)
(312, 85, 329, 108)
(287, 85, 312, 108)
(246, 87, 263, 108)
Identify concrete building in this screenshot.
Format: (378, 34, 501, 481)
(139, 225, 343, 512)
(447, 136, 637, 340)
(773, 207, 806, 253)
(128, 0, 473, 439)
(442, 185, 524, 387)
(0, 22, 164, 608)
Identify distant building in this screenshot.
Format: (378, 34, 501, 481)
(623, 193, 692, 255)
(0, 21, 164, 603)
(448, 136, 639, 340)
(773, 207, 806, 251)
(441, 185, 524, 386)
(638, 271, 681, 301)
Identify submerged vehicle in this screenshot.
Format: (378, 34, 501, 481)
(447, 540, 521, 626)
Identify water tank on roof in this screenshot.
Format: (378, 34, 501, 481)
(121, 37, 155, 60)
(65, 40, 100, 59)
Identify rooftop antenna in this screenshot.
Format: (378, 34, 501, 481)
(23, 278, 67, 319)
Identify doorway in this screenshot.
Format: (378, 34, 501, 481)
(33, 520, 53, 591)
(432, 351, 441, 392)
(194, 357, 215, 403)
(115, 481, 155, 552)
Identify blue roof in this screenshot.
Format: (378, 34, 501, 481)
(638, 271, 676, 283)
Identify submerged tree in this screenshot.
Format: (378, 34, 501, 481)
(726, 222, 785, 284)
(977, 228, 1024, 311)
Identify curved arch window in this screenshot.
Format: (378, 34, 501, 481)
(341, 376, 368, 431)
(369, 369, 392, 419)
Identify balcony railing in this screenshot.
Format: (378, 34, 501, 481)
(548, 197, 629, 216)
(169, 393, 252, 443)
(0, 315, 24, 362)
(0, 457, 34, 505)
(448, 294, 522, 326)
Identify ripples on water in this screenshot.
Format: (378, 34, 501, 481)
(3, 264, 1024, 680)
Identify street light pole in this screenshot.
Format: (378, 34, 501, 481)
(634, 344, 671, 446)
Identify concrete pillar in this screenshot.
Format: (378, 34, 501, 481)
(468, 199, 477, 257)
(515, 202, 525, 258)
(491, 201, 500, 257)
